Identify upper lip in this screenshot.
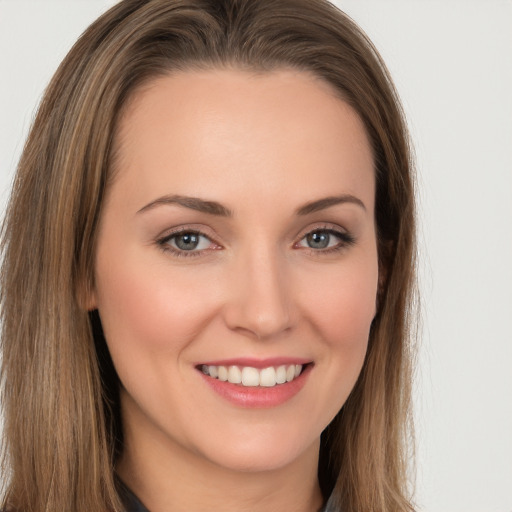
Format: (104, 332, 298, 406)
(197, 357, 312, 369)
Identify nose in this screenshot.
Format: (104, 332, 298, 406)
(223, 248, 296, 340)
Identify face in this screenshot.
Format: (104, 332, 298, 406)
(91, 69, 378, 474)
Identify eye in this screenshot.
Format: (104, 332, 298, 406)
(158, 230, 217, 255)
(297, 229, 354, 251)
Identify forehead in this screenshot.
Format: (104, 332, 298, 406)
(111, 68, 375, 213)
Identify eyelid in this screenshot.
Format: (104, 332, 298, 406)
(154, 222, 355, 258)
(156, 225, 222, 257)
(294, 223, 356, 252)
(294, 222, 352, 241)
(156, 223, 219, 243)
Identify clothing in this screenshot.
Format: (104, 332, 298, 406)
(119, 480, 337, 512)
(118, 481, 149, 512)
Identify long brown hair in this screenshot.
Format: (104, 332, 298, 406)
(0, 1, 417, 510)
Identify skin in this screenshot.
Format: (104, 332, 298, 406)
(90, 68, 378, 512)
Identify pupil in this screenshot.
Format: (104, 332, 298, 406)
(307, 231, 329, 249)
(176, 233, 199, 250)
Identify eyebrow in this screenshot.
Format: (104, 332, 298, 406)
(137, 195, 232, 216)
(137, 193, 366, 217)
(296, 194, 366, 215)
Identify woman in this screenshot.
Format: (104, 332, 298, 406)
(0, 1, 417, 511)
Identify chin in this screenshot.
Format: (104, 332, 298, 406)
(194, 429, 319, 474)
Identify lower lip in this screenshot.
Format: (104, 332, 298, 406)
(199, 364, 312, 408)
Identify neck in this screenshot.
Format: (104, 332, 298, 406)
(117, 397, 324, 512)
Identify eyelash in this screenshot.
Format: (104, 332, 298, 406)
(156, 228, 218, 258)
(156, 226, 355, 258)
(295, 227, 356, 255)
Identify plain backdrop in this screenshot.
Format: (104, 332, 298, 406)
(0, 1, 511, 511)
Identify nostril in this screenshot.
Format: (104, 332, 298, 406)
(225, 304, 294, 340)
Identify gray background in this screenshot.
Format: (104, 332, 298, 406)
(1, 1, 511, 511)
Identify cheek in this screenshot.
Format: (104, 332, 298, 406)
(285, 250, 379, 431)
(300, 250, 378, 397)
(93, 252, 221, 361)
(304, 257, 378, 346)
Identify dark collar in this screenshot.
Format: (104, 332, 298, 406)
(117, 479, 150, 512)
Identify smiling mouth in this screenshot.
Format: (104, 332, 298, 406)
(199, 363, 308, 387)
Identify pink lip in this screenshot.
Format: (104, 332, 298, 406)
(198, 363, 313, 408)
(198, 357, 311, 369)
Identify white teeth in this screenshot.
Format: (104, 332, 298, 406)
(276, 365, 287, 384)
(260, 367, 276, 387)
(218, 366, 228, 381)
(228, 365, 242, 384)
(241, 367, 260, 386)
(201, 364, 304, 387)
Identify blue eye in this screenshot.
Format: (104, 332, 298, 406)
(160, 231, 213, 254)
(298, 229, 354, 251)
